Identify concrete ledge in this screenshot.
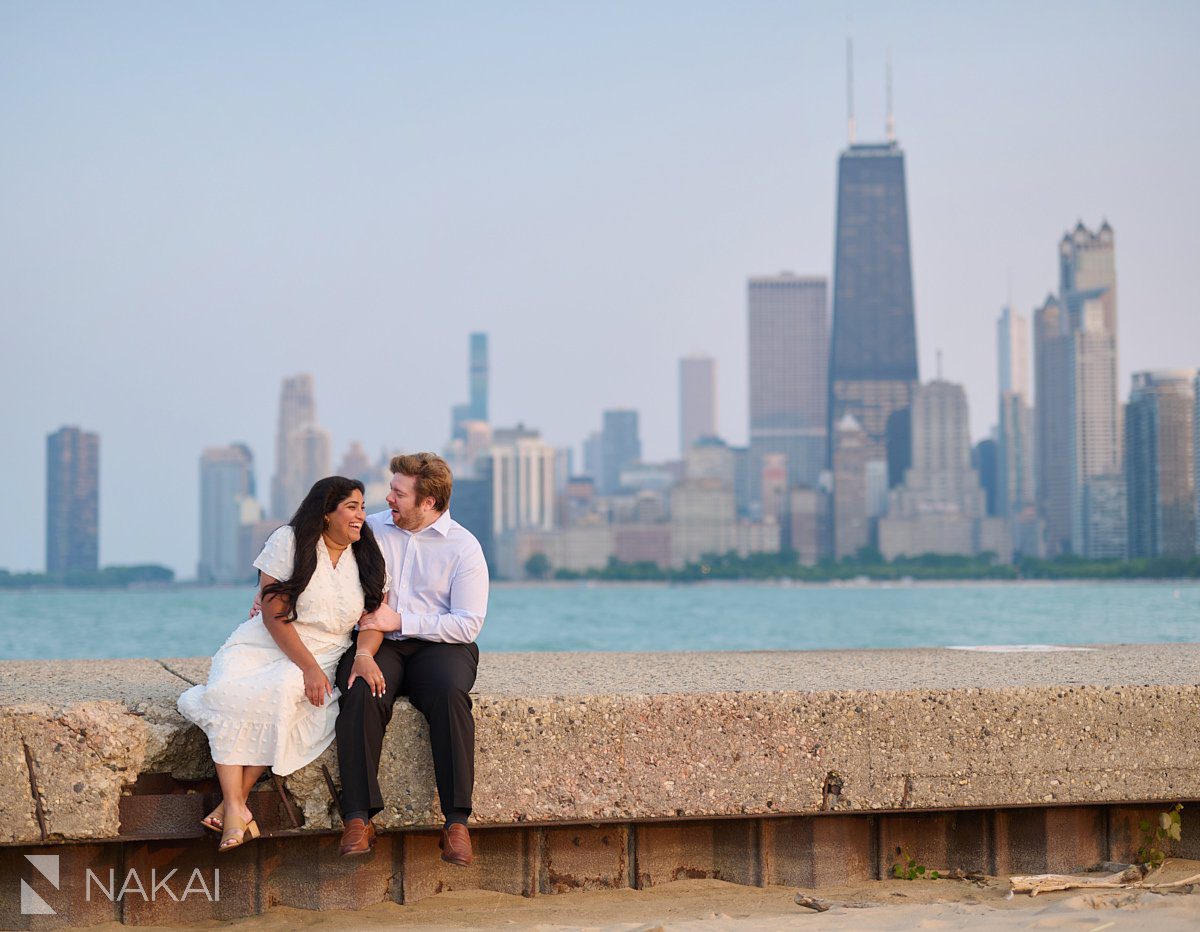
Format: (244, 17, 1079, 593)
(1, 646, 1198, 845)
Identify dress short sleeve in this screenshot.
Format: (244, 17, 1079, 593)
(253, 526, 295, 581)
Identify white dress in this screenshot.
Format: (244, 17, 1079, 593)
(178, 526, 371, 776)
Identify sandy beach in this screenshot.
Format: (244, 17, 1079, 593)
(87, 860, 1200, 932)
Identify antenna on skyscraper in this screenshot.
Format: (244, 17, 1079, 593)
(846, 33, 856, 144)
(886, 49, 895, 143)
(936, 349, 943, 381)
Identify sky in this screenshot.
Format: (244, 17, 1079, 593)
(2, 1, 1198, 577)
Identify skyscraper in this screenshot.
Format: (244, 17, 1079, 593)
(1034, 295, 1073, 554)
(487, 434, 558, 534)
(996, 305, 1037, 550)
(337, 442, 375, 483)
(451, 458, 495, 570)
(997, 305, 1031, 399)
(747, 275, 828, 499)
(451, 332, 490, 439)
(271, 374, 323, 519)
(878, 382, 1010, 561)
(600, 409, 641, 494)
(679, 355, 717, 456)
(282, 424, 332, 517)
(828, 141, 919, 489)
(831, 413, 869, 559)
(1063, 222, 1121, 556)
(973, 438, 999, 517)
(892, 382, 984, 516)
(1036, 223, 1122, 557)
(469, 332, 489, 422)
(198, 444, 256, 584)
(46, 426, 100, 574)
(1126, 370, 1196, 558)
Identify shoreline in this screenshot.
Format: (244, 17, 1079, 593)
(3, 576, 1199, 593)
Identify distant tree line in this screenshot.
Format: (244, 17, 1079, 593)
(530, 549, 1200, 583)
(0, 565, 175, 589)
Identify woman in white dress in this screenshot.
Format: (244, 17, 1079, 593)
(178, 476, 388, 851)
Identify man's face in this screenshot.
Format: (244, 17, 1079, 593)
(386, 472, 431, 531)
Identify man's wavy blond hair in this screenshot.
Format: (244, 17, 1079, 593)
(390, 452, 453, 512)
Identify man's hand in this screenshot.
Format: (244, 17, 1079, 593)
(358, 603, 403, 633)
(249, 592, 262, 619)
(348, 654, 387, 698)
(302, 664, 333, 707)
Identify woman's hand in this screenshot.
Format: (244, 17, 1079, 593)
(303, 664, 333, 707)
(348, 653, 387, 698)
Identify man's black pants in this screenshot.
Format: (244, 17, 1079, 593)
(334, 633, 479, 821)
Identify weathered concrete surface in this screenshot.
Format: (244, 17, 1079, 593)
(1, 645, 1199, 844)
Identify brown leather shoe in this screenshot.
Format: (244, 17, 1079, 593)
(439, 823, 473, 866)
(339, 817, 376, 858)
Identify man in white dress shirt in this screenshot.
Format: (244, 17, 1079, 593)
(333, 452, 489, 864)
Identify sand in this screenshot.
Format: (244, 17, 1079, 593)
(92, 860, 1200, 932)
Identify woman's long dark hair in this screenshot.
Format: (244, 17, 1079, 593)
(262, 476, 386, 623)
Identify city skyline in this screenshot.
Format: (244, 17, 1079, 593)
(4, 2, 1199, 575)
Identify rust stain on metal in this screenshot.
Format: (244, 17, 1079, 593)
(672, 867, 717, 881)
(118, 793, 206, 839)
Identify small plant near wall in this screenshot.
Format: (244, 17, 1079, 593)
(1137, 803, 1183, 868)
(891, 847, 940, 880)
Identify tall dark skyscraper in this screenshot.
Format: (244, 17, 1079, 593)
(452, 332, 490, 439)
(600, 409, 641, 494)
(468, 332, 489, 422)
(828, 141, 919, 487)
(46, 426, 100, 574)
(451, 458, 495, 571)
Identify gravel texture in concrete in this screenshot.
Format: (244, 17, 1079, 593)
(1, 645, 1197, 844)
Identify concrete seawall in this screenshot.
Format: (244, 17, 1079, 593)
(1, 645, 1199, 926)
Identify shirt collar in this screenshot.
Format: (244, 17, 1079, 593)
(425, 510, 453, 537)
(383, 509, 453, 538)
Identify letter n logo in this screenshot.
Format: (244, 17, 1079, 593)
(21, 854, 59, 915)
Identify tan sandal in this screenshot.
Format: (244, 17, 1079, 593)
(218, 815, 260, 853)
(200, 803, 224, 833)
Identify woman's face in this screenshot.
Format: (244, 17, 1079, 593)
(324, 489, 366, 546)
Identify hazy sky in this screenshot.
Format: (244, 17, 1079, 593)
(3, 1, 1198, 577)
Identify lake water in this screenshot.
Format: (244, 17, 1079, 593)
(1, 580, 1197, 660)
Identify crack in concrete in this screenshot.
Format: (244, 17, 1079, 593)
(22, 738, 49, 841)
(156, 659, 198, 687)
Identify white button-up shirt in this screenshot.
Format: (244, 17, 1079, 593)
(365, 509, 489, 644)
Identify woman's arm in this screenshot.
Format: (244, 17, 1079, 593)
(258, 573, 332, 707)
(355, 628, 385, 656)
(347, 627, 387, 696)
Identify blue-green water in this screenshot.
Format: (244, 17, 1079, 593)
(1, 581, 1197, 660)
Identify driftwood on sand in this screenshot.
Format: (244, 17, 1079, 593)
(1010, 860, 1200, 896)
